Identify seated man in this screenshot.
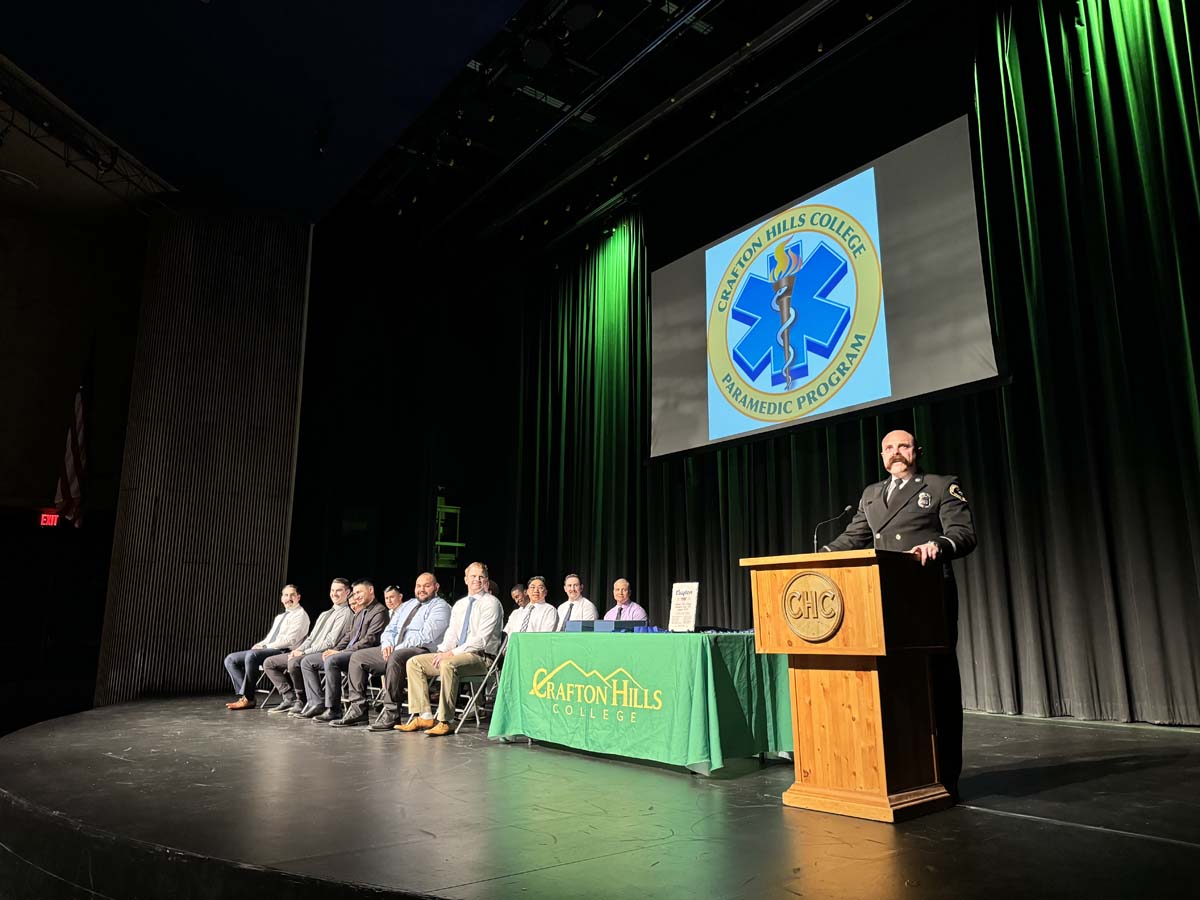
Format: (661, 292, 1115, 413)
(510, 583, 529, 609)
(332, 573, 451, 729)
(223, 584, 310, 710)
(504, 575, 558, 633)
(603, 578, 648, 622)
(556, 573, 598, 630)
(263, 578, 353, 714)
(397, 561, 503, 736)
(382, 584, 405, 613)
(298, 580, 387, 721)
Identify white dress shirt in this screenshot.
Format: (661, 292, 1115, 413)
(556, 597, 599, 630)
(437, 592, 504, 656)
(504, 601, 560, 635)
(253, 606, 311, 651)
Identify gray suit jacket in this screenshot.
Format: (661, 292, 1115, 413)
(333, 601, 389, 652)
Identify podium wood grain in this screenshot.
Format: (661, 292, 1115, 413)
(743, 550, 952, 822)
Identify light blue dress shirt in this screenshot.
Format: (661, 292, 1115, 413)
(381, 596, 452, 651)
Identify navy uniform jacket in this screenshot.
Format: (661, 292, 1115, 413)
(822, 472, 976, 560)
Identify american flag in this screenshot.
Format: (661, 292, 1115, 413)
(54, 385, 86, 527)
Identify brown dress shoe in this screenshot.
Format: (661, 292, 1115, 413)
(424, 721, 453, 736)
(395, 717, 436, 732)
(228, 697, 256, 710)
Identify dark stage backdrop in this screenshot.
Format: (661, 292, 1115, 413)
(95, 211, 312, 705)
(495, 0, 1200, 724)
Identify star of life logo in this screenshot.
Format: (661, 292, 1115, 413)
(707, 202, 884, 425)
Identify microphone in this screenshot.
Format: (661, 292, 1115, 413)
(812, 505, 854, 553)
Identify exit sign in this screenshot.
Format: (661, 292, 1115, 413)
(39, 512, 60, 527)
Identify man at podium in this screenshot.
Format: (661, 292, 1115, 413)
(821, 429, 976, 799)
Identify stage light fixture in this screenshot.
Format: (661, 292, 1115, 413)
(563, 4, 597, 32)
(522, 37, 554, 70)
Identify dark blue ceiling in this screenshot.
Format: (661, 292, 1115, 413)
(3, 0, 524, 218)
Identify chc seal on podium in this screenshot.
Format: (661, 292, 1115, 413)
(781, 571, 844, 642)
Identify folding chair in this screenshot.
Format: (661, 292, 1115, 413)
(254, 666, 277, 710)
(367, 672, 386, 708)
(454, 637, 507, 734)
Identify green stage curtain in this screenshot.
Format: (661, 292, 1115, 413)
(510, 218, 648, 606)
(504, 0, 1200, 723)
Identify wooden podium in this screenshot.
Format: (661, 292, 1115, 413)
(742, 549, 953, 822)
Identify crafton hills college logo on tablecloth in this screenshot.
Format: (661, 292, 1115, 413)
(782, 571, 845, 642)
(529, 661, 663, 723)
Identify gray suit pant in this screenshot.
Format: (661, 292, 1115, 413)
(346, 646, 424, 721)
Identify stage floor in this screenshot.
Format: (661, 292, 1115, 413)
(0, 699, 1197, 899)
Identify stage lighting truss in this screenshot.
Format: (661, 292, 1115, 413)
(0, 57, 174, 214)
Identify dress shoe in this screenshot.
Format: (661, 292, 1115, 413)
(395, 716, 436, 732)
(314, 710, 340, 722)
(368, 718, 398, 732)
(296, 705, 326, 719)
(227, 697, 256, 710)
(424, 721, 453, 736)
(268, 701, 295, 715)
(329, 714, 367, 728)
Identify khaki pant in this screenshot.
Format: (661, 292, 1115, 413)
(406, 651, 491, 723)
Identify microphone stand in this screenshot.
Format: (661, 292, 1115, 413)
(812, 505, 854, 553)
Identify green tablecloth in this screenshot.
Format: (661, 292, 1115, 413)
(488, 633, 792, 773)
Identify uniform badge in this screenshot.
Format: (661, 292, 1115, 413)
(949, 483, 967, 503)
(918, 491, 932, 509)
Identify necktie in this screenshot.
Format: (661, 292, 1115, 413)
(616, 605, 623, 620)
(397, 601, 423, 641)
(457, 596, 477, 645)
(347, 611, 366, 651)
(887, 478, 903, 506)
(561, 602, 573, 631)
(519, 608, 531, 632)
(264, 613, 283, 645)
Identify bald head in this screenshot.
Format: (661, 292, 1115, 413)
(613, 578, 631, 605)
(881, 430, 919, 479)
(413, 572, 439, 601)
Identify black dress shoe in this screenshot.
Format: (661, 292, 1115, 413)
(314, 710, 339, 722)
(368, 719, 398, 732)
(268, 701, 296, 715)
(330, 714, 367, 728)
(298, 706, 327, 719)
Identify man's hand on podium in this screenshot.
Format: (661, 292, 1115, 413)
(910, 541, 940, 566)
